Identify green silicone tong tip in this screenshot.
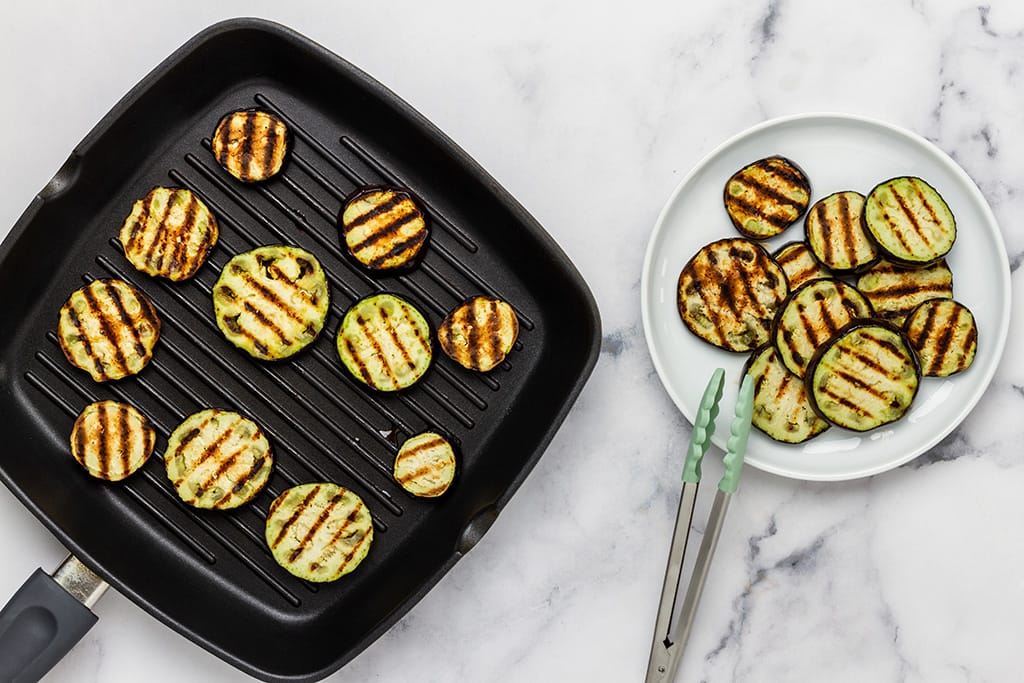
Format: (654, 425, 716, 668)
(682, 368, 725, 484)
(719, 373, 754, 494)
(681, 369, 754, 491)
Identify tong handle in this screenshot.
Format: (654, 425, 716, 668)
(645, 482, 699, 682)
(682, 368, 725, 484)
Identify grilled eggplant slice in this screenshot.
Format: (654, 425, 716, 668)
(57, 279, 161, 382)
(211, 109, 289, 183)
(807, 321, 920, 431)
(337, 293, 432, 391)
(341, 187, 429, 271)
(394, 432, 456, 497)
(265, 482, 373, 582)
(904, 299, 977, 377)
(677, 238, 788, 352)
(856, 259, 953, 326)
(773, 241, 832, 290)
(70, 400, 156, 481)
(744, 345, 829, 443)
(724, 156, 810, 239)
(804, 191, 878, 273)
(863, 176, 956, 265)
(773, 278, 873, 378)
(437, 295, 519, 372)
(213, 245, 329, 361)
(165, 409, 272, 510)
(119, 187, 219, 281)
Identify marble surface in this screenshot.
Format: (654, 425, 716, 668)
(1, 1, 1022, 681)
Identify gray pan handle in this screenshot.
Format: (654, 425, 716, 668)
(0, 556, 108, 682)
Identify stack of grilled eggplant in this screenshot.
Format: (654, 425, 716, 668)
(678, 157, 977, 443)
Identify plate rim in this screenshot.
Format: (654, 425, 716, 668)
(640, 111, 1012, 481)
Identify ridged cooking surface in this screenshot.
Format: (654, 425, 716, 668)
(23, 92, 532, 608)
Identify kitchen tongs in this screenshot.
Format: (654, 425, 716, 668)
(645, 368, 754, 683)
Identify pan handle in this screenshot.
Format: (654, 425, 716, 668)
(0, 557, 106, 682)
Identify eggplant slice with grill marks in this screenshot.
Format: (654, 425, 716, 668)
(265, 482, 374, 582)
(772, 241, 832, 290)
(724, 156, 811, 239)
(71, 400, 156, 481)
(677, 238, 789, 353)
(164, 409, 273, 510)
(119, 187, 219, 281)
(743, 344, 829, 444)
(213, 245, 329, 361)
(773, 278, 873, 378)
(804, 190, 878, 274)
(211, 109, 289, 183)
(807, 321, 920, 431)
(856, 259, 953, 326)
(57, 279, 161, 382)
(337, 293, 432, 391)
(904, 299, 977, 377)
(393, 432, 457, 497)
(341, 187, 429, 271)
(437, 295, 519, 372)
(863, 176, 956, 266)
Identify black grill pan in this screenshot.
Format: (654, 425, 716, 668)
(0, 18, 600, 681)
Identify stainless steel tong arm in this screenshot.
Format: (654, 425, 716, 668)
(645, 486, 734, 683)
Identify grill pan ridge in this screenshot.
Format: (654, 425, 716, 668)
(0, 18, 600, 681)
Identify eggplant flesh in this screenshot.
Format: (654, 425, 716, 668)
(724, 156, 811, 239)
(863, 176, 956, 266)
(744, 344, 829, 443)
(904, 299, 977, 377)
(394, 432, 456, 497)
(437, 295, 518, 372)
(804, 190, 878, 273)
(773, 241, 832, 290)
(119, 186, 219, 281)
(164, 409, 273, 510)
(337, 293, 432, 391)
(57, 279, 161, 382)
(807, 321, 920, 432)
(71, 400, 155, 481)
(773, 278, 873, 378)
(211, 109, 289, 183)
(213, 245, 330, 361)
(265, 483, 373, 582)
(342, 187, 429, 271)
(677, 238, 789, 353)
(856, 259, 953, 326)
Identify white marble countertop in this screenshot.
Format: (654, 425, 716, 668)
(2, 1, 1022, 681)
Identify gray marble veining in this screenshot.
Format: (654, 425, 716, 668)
(1, 1, 1021, 682)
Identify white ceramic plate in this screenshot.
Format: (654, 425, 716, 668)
(641, 113, 1011, 481)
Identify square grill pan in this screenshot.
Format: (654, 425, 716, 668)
(0, 18, 600, 682)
